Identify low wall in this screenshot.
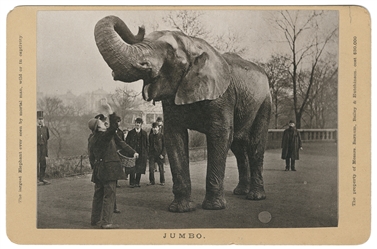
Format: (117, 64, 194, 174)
(267, 129, 337, 149)
(47, 129, 337, 178)
(188, 129, 337, 159)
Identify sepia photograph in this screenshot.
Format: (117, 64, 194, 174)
(5, 4, 371, 246)
(35, 8, 339, 230)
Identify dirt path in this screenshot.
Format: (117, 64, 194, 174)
(37, 143, 337, 229)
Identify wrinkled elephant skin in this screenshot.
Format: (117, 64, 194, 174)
(95, 16, 271, 212)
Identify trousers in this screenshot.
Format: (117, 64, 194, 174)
(285, 158, 296, 170)
(129, 171, 141, 186)
(37, 144, 47, 181)
(91, 180, 116, 225)
(149, 156, 165, 184)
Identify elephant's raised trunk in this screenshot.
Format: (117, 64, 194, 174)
(94, 15, 151, 82)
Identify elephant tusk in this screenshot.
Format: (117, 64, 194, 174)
(142, 84, 150, 101)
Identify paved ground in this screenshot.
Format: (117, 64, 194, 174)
(37, 143, 338, 229)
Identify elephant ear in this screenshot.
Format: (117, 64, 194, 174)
(174, 40, 231, 105)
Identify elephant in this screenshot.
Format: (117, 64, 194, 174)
(94, 15, 272, 212)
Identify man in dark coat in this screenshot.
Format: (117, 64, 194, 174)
(147, 122, 166, 186)
(88, 114, 107, 167)
(125, 118, 149, 188)
(149, 117, 165, 171)
(116, 119, 125, 141)
(88, 104, 138, 229)
(90, 114, 123, 213)
(281, 120, 303, 171)
(37, 111, 50, 185)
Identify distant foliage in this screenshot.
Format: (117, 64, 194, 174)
(189, 130, 206, 148)
(38, 96, 75, 158)
(45, 155, 92, 179)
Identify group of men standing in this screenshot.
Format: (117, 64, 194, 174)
(86, 102, 166, 229)
(90, 113, 166, 188)
(37, 104, 303, 229)
(123, 116, 166, 187)
(37, 105, 166, 229)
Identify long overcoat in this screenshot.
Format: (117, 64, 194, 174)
(88, 113, 136, 183)
(37, 125, 49, 157)
(281, 127, 302, 160)
(125, 129, 149, 174)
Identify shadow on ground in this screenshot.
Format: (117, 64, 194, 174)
(37, 143, 338, 229)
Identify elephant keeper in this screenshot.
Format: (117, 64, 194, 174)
(88, 103, 139, 229)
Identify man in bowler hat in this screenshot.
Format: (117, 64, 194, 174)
(37, 111, 50, 184)
(125, 118, 149, 188)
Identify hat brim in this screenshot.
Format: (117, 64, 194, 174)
(95, 114, 107, 121)
(88, 118, 100, 132)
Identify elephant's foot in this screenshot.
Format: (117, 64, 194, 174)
(202, 195, 227, 210)
(246, 188, 266, 200)
(168, 199, 196, 213)
(233, 183, 249, 195)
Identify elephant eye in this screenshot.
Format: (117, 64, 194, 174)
(136, 61, 152, 70)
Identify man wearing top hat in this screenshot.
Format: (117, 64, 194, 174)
(281, 120, 303, 171)
(37, 111, 50, 184)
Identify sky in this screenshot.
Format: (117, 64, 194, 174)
(36, 9, 338, 96)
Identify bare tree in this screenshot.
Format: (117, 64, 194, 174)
(303, 59, 338, 128)
(163, 10, 208, 37)
(71, 97, 87, 116)
(210, 29, 248, 55)
(163, 10, 247, 55)
(109, 86, 142, 123)
(273, 10, 338, 128)
(259, 55, 292, 128)
(38, 96, 75, 158)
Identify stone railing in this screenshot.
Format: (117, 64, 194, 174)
(267, 129, 337, 149)
(188, 129, 338, 157)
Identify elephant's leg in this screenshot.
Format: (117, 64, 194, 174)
(246, 143, 266, 200)
(202, 128, 233, 210)
(230, 140, 250, 195)
(164, 127, 195, 213)
(246, 97, 271, 200)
